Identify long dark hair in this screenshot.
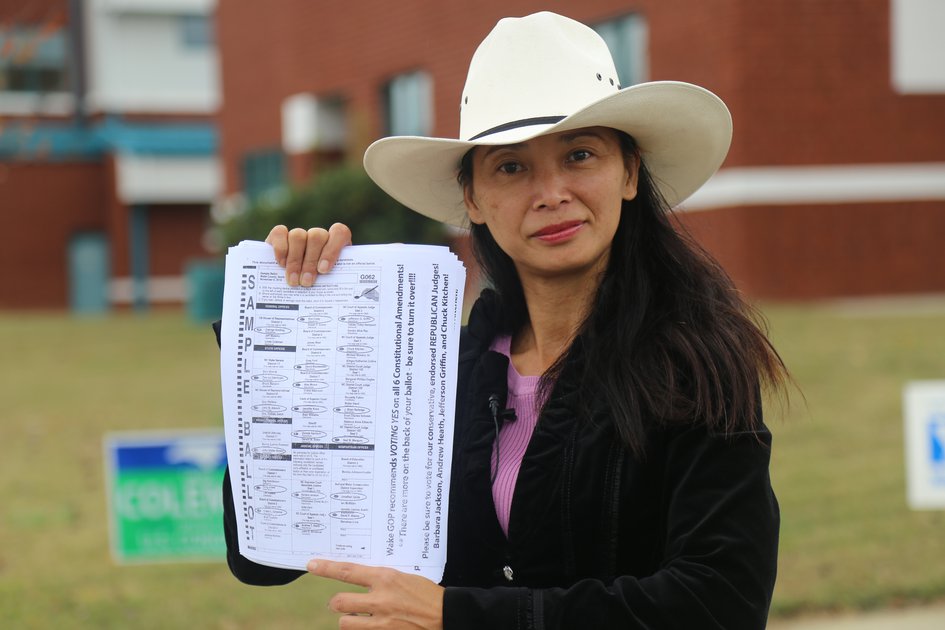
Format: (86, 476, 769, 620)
(460, 132, 788, 456)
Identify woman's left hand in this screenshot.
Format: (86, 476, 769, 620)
(308, 559, 444, 629)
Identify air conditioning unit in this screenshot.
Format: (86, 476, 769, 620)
(281, 93, 347, 154)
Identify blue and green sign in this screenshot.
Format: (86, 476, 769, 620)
(104, 430, 227, 563)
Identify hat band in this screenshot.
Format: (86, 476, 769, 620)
(467, 115, 566, 141)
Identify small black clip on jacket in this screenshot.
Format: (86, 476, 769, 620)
(488, 394, 517, 484)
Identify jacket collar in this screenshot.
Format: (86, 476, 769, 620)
(463, 289, 505, 352)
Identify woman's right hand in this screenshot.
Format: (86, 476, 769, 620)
(265, 223, 352, 287)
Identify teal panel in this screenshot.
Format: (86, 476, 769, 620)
(130, 205, 149, 312)
(185, 259, 225, 322)
(68, 232, 110, 314)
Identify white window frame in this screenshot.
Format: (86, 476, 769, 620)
(385, 70, 433, 137)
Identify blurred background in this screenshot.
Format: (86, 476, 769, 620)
(1, 0, 943, 627)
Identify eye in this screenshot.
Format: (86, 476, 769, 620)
(568, 149, 593, 162)
(497, 161, 523, 175)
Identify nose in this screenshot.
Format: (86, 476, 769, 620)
(530, 165, 571, 211)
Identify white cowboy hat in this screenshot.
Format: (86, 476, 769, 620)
(363, 11, 732, 228)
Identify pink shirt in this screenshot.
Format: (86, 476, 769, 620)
(489, 334, 542, 537)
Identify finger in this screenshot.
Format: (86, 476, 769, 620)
(328, 592, 373, 615)
(316, 223, 353, 275)
(284, 227, 309, 286)
(338, 614, 371, 630)
(299, 227, 329, 287)
(308, 559, 375, 588)
(265, 225, 289, 267)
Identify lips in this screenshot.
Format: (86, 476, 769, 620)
(533, 220, 584, 241)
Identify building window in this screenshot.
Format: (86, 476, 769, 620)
(241, 149, 286, 205)
(179, 14, 214, 49)
(891, 0, 945, 93)
(0, 25, 70, 93)
(594, 14, 648, 87)
(384, 71, 433, 136)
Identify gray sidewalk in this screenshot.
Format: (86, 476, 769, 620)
(768, 603, 945, 629)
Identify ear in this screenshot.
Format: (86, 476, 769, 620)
(622, 153, 640, 201)
(463, 185, 486, 225)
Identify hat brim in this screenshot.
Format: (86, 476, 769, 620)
(363, 81, 732, 228)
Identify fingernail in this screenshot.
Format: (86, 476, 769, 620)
(301, 272, 314, 287)
(307, 560, 318, 572)
(289, 272, 300, 286)
(317, 259, 330, 274)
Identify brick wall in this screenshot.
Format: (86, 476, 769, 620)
(0, 0, 66, 23)
(725, 0, 945, 167)
(680, 201, 945, 299)
(0, 161, 107, 308)
(148, 204, 214, 275)
(695, 0, 945, 298)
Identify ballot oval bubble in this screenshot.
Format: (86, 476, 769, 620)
(291, 430, 327, 441)
(333, 405, 370, 416)
(331, 492, 367, 502)
(338, 314, 375, 325)
(330, 435, 370, 444)
(293, 380, 328, 391)
(252, 446, 286, 455)
(251, 373, 288, 384)
(329, 511, 366, 520)
(291, 405, 328, 416)
(254, 484, 287, 495)
(293, 521, 326, 533)
(336, 345, 373, 355)
(252, 404, 287, 414)
(294, 362, 329, 374)
(254, 325, 291, 336)
(292, 491, 327, 502)
(255, 508, 287, 518)
(297, 315, 332, 325)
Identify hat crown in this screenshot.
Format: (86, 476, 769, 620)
(459, 12, 621, 142)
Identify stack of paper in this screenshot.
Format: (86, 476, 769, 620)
(220, 241, 466, 581)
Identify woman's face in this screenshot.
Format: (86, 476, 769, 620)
(463, 126, 638, 284)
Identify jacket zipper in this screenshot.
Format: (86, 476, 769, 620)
(489, 393, 517, 581)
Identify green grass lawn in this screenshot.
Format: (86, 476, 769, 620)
(764, 302, 945, 616)
(0, 304, 943, 627)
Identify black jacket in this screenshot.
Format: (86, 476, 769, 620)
(220, 290, 780, 629)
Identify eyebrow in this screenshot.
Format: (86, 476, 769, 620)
(479, 143, 526, 160)
(478, 130, 608, 160)
(557, 130, 608, 143)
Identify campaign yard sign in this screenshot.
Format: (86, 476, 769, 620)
(904, 381, 945, 510)
(104, 430, 227, 562)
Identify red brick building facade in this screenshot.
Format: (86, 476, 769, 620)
(215, 0, 945, 301)
(1, 160, 106, 307)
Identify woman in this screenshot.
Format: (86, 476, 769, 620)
(222, 11, 788, 629)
